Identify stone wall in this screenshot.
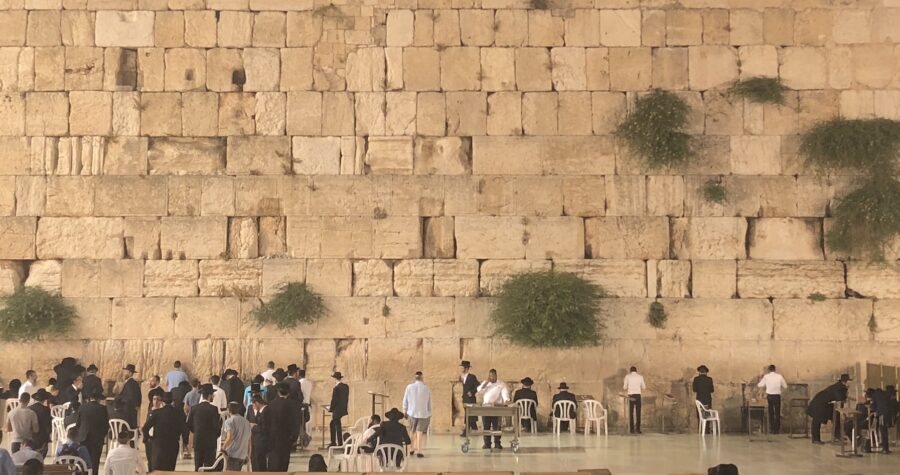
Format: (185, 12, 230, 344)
(2, 0, 900, 432)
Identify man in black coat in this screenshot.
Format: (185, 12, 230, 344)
(807, 373, 850, 444)
(222, 369, 245, 406)
(367, 408, 411, 468)
(186, 384, 222, 471)
(59, 375, 84, 409)
(552, 383, 577, 432)
(267, 383, 302, 471)
(142, 382, 164, 472)
(54, 357, 79, 391)
(513, 377, 538, 432)
(77, 391, 109, 475)
(248, 395, 269, 472)
(284, 365, 303, 402)
(142, 392, 186, 471)
(28, 389, 52, 458)
(120, 364, 142, 427)
(692, 365, 715, 431)
(460, 361, 479, 436)
(82, 365, 102, 400)
(328, 372, 349, 447)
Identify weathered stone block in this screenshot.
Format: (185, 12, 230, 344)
(226, 137, 290, 175)
(95, 177, 167, 216)
(104, 137, 148, 176)
(95, 11, 154, 47)
(365, 137, 413, 175)
(516, 48, 551, 92)
(147, 138, 225, 175)
(199, 260, 261, 297)
(445, 92, 487, 136)
(481, 48, 515, 92)
(780, 47, 826, 90)
(25, 92, 67, 136)
(667, 10, 703, 46)
(352, 259, 392, 297)
(69, 91, 112, 136)
(164, 48, 206, 91)
(385, 297, 455, 338)
(306, 258, 352, 297)
(672, 217, 747, 260)
(847, 262, 900, 299)
(585, 217, 669, 260)
(123, 217, 160, 259)
(385, 92, 416, 135)
(605, 175, 645, 216)
(36, 218, 122, 259)
(413, 137, 469, 175)
(15, 176, 44, 217)
(98, 259, 142, 298)
(112, 298, 175, 339)
(228, 217, 259, 259)
(527, 10, 563, 46)
(479, 259, 551, 296)
(416, 92, 445, 136)
(555, 259, 647, 298)
(394, 259, 434, 297)
(692, 260, 737, 299)
(688, 46, 738, 90)
(159, 217, 227, 259)
(0, 11, 27, 47)
(730, 135, 781, 175)
(652, 47, 688, 90)
(441, 47, 480, 91)
(738, 260, 845, 299)
(432, 259, 477, 297)
(291, 137, 340, 175)
(748, 218, 822, 260)
(403, 47, 440, 91)
(45, 176, 94, 217)
(774, 299, 871, 342)
(355, 92, 385, 136)
(258, 216, 286, 257)
(143, 260, 198, 297)
(24, 259, 61, 293)
(423, 216, 455, 259)
(524, 217, 584, 259)
(175, 297, 240, 338)
(455, 216, 525, 259)
(140, 92, 182, 136)
(609, 47, 651, 91)
(472, 136, 615, 176)
(600, 9, 641, 47)
(874, 299, 900, 342)
(522, 92, 558, 135)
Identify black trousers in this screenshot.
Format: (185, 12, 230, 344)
(193, 441, 217, 472)
(151, 442, 179, 471)
(330, 415, 344, 446)
(10, 442, 21, 453)
(878, 420, 890, 452)
(482, 416, 501, 447)
(628, 395, 642, 432)
(145, 443, 153, 472)
(463, 398, 478, 431)
(267, 446, 291, 471)
(767, 394, 781, 434)
(85, 441, 104, 475)
(251, 439, 269, 472)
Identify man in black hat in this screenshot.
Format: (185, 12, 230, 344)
(552, 383, 577, 432)
(513, 377, 538, 432)
(367, 408, 411, 467)
(120, 364, 141, 425)
(27, 389, 52, 458)
(267, 383, 301, 471)
(807, 373, 851, 444)
(142, 391, 185, 471)
(77, 391, 109, 475)
(692, 365, 715, 432)
(459, 361, 479, 436)
(59, 374, 83, 410)
(53, 357, 79, 391)
(142, 382, 163, 471)
(187, 384, 221, 471)
(221, 369, 245, 407)
(328, 372, 349, 447)
(249, 395, 270, 471)
(82, 365, 102, 400)
(266, 369, 287, 403)
(284, 365, 303, 402)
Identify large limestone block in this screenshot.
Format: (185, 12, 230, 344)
(385, 297, 455, 338)
(235, 176, 307, 216)
(0, 261, 25, 294)
(780, 47, 826, 90)
(67, 298, 111, 340)
(352, 259, 392, 297)
(453, 297, 493, 339)
(15, 177, 45, 217)
(98, 260, 142, 298)
(433, 259, 478, 297)
(847, 262, 900, 299)
(124, 218, 160, 259)
(672, 217, 747, 260)
(95, 177, 167, 217)
(609, 47, 651, 91)
(455, 216, 525, 259)
(692, 260, 737, 298)
(479, 259, 551, 296)
(424, 216, 455, 259)
(389, 176, 444, 217)
(562, 177, 605, 217)
(199, 260, 261, 297)
(365, 137, 414, 175)
(226, 137, 290, 175)
(403, 47, 440, 91)
(111, 298, 175, 339)
(655, 260, 691, 298)
(260, 259, 305, 296)
(657, 299, 773, 341)
(688, 46, 738, 90)
(308, 297, 385, 339)
(515, 47, 551, 91)
(36, 218, 123, 259)
(413, 137, 470, 175)
(45, 177, 94, 217)
(175, 297, 240, 338)
(524, 217, 585, 259)
(306, 259, 352, 297)
(159, 217, 227, 259)
(774, 299, 872, 342)
(0, 138, 30, 175)
(259, 217, 286, 257)
(228, 217, 259, 259)
(291, 137, 340, 176)
(148, 138, 226, 175)
(737, 260, 845, 299)
(140, 93, 182, 136)
(730, 135, 781, 175)
(286, 217, 373, 258)
(394, 259, 434, 297)
(600, 9, 641, 47)
(24, 260, 61, 293)
(95, 11, 154, 47)
(472, 136, 615, 176)
(143, 260, 198, 297)
(554, 259, 646, 298)
(373, 217, 423, 259)
(748, 218, 822, 260)
(585, 217, 669, 260)
(874, 300, 900, 342)
(667, 9, 703, 46)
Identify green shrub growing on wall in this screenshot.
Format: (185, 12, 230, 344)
(491, 271, 605, 348)
(826, 177, 900, 258)
(0, 287, 78, 341)
(648, 302, 667, 329)
(702, 180, 727, 204)
(729, 77, 788, 105)
(616, 90, 692, 169)
(801, 118, 900, 174)
(252, 282, 326, 330)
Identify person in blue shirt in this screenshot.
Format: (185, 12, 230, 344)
(243, 375, 268, 416)
(164, 361, 188, 390)
(56, 427, 92, 475)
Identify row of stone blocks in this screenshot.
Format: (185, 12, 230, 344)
(3, 256, 900, 300)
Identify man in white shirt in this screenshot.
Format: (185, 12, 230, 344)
(757, 364, 788, 434)
(298, 369, 313, 447)
(476, 369, 510, 450)
(623, 366, 646, 434)
(104, 430, 145, 475)
(209, 375, 227, 412)
(260, 362, 276, 384)
(402, 371, 432, 458)
(18, 371, 38, 398)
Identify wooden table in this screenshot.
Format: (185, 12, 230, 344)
(460, 404, 520, 453)
(367, 391, 389, 417)
(835, 406, 863, 457)
(319, 407, 332, 450)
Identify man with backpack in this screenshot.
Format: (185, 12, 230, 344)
(56, 428, 92, 475)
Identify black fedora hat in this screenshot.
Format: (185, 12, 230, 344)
(32, 389, 50, 402)
(385, 407, 404, 421)
(558, 382, 570, 390)
(520, 377, 534, 386)
(287, 364, 299, 373)
(86, 364, 98, 372)
(332, 371, 343, 380)
(123, 364, 138, 373)
(839, 373, 852, 382)
(460, 360, 471, 368)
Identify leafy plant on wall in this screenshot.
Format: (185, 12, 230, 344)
(729, 77, 788, 105)
(491, 271, 606, 348)
(0, 287, 78, 341)
(647, 302, 667, 329)
(251, 282, 326, 330)
(616, 89, 693, 169)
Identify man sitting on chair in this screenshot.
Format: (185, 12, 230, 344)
(56, 427, 92, 475)
(104, 430, 145, 475)
(552, 383, 577, 432)
(513, 377, 538, 432)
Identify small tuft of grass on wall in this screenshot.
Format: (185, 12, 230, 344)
(702, 180, 727, 204)
(807, 292, 827, 302)
(826, 177, 900, 258)
(729, 77, 788, 105)
(648, 302, 667, 329)
(801, 118, 900, 175)
(530, 0, 550, 9)
(616, 90, 693, 169)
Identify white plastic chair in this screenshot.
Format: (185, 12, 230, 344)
(552, 400, 577, 434)
(331, 434, 362, 472)
(515, 399, 538, 434)
(198, 453, 226, 472)
(52, 418, 67, 452)
(53, 455, 89, 473)
(347, 416, 370, 435)
(373, 443, 407, 472)
(108, 419, 137, 448)
(50, 403, 70, 419)
(327, 433, 354, 465)
(582, 400, 608, 436)
(694, 400, 720, 436)
(5, 399, 19, 412)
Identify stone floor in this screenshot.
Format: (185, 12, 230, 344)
(166, 432, 899, 474)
